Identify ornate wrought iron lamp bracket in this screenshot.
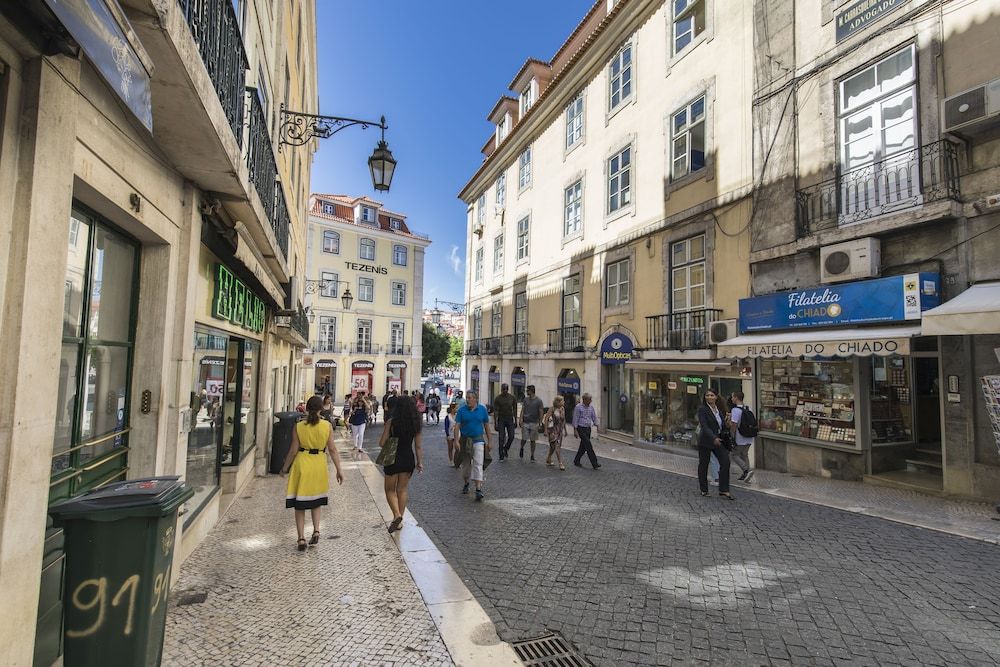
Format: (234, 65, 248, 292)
(278, 105, 387, 152)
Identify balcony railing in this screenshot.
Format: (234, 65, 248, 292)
(386, 344, 411, 356)
(482, 336, 501, 355)
(178, 0, 248, 145)
(502, 333, 529, 354)
(465, 339, 481, 355)
(795, 140, 961, 236)
(547, 325, 586, 353)
(347, 343, 380, 355)
(245, 90, 289, 259)
(646, 309, 722, 350)
(313, 341, 344, 353)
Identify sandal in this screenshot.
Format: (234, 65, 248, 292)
(546, 460, 554, 467)
(296, 538, 307, 552)
(388, 517, 403, 533)
(309, 531, 320, 545)
(719, 492, 736, 501)
(559, 464, 565, 471)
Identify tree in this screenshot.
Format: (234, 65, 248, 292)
(421, 322, 450, 374)
(446, 336, 463, 368)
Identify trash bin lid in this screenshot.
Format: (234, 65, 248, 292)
(49, 476, 193, 520)
(275, 411, 304, 421)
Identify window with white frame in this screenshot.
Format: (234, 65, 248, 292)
(566, 94, 584, 148)
(360, 206, 376, 223)
(322, 202, 334, 215)
(518, 147, 532, 189)
(670, 234, 706, 311)
(515, 291, 527, 336)
(391, 281, 406, 306)
(356, 319, 372, 352)
(474, 247, 484, 282)
(318, 316, 336, 352)
(564, 180, 583, 236)
(359, 237, 375, 261)
(473, 307, 483, 339)
(609, 42, 633, 110)
(673, 0, 705, 55)
(390, 218, 402, 230)
(393, 244, 407, 266)
(390, 322, 405, 353)
(520, 82, 535, 117)
(320, 271, 339, 298)
(359, 276, 374, 302)
(562, 274, 581, 327)
(493, 234, 504, 274)
(491, 300, 502, 336)
(322, 230, 340, 254)
(605, 258, 630, 307)
(495, 171, 506, 206)
(477, 194, 486, 226)
(497, 114, 510, 141)
(671, 95, 706, 180)
(516, 216, 529, 261)
(608, 145, 632, 213)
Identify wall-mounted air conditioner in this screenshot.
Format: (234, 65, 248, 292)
(709, 319, 737, 345)
(473, 226, 484, 238)
(942, 78, 1000, 133)
(820, 237, 881, 284)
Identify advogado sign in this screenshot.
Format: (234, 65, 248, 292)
(835, 0, 905, 43)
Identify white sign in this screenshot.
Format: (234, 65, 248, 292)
(206, 380, 224, 397)
(352, 375, 369, 392)
(720, 335, 911, 359)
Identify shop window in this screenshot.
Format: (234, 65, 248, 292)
(871, 356, 913, 443)
(638, 373, 705, 447)
(758, 360, 857, 445)
(186, 329, 226, 517)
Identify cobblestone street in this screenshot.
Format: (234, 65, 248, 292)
(365, 423, 1000, 666)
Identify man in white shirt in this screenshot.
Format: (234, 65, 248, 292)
(729, 391, 754, 482)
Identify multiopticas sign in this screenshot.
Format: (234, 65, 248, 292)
(836, 0, 903, 42)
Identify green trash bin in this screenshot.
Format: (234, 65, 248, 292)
(48, 476, 194, 667)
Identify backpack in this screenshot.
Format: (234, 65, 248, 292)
(736, 405, 759, 438)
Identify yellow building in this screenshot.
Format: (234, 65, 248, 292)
(305, 195, 430, 400)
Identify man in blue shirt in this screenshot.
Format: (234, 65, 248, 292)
(453, 390, 492, 501)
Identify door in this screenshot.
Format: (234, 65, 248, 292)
(220, 339, 242, 465)
(913, 357, 941, 449)
(605, 365, 633, 433)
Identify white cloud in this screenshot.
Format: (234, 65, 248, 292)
(448, 245, 462, 275)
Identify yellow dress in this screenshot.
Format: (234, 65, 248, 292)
(285, 419, 331, 509)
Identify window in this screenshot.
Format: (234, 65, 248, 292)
(493, 234, 504, 274)
(390, 322, 405, 354)
(360, 206, 376, 223)
(473, 306, 483, 339)
(520, 82, 535, 116)
(496, 172, 506, 206)
(360, 237, 375, 261)
(670, 235, 706, 311)
(515, 291, 527, 336)
(564, 180, 583, 237)
(390, 218, 402, 230)
(518, 147, 532, 189)
(605, 258, 630, 307)
(562, 273, 581, 326)
(474, 247, 484, 282)
(393, 244, 407, 266)
(516, 216, 529, 261)
(356, 319, 372, 353)
(477, 194, 486, 226)
(359, 276, 374, 302)
(671, 95, 706, 179)
(608, 145, 632, 213)
(322, 202, 334, 215)
(320, 271, 339, 298)
(497, 114, 510, 141)
(322, 230, 340, 254)
(318, 316, 337, 351)
(391, 281, 407, 306)
(491, 300, 502, 336)
(256, 64, 269, 116)
(566, 94, 584, 148)
(609, 42, 633, 110)
(673, 0, 706, 55)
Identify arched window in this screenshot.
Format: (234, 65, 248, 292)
(359, 237, 376, 261)
(322, 230, 340, 254)
(393, 244, 407, 266)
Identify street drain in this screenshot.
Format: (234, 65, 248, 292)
(512, 632, 592, 666)
(175, 592, 208, 606)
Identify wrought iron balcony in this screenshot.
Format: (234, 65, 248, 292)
(347, 343, 380, 355)
(502, 333, 529, 354)
(274, 305, 309, 345)
(177, 0, 248, 145)
(482, 336, 501, 355)
(646, 309, 722, 350)
(465, 339, 481, 355)
(313, 340, 344, 353)
(386, 344, 411, 356)
(547, 325, 586, 353)
(246, 89, 290, 259)
(795, 140, 961, 236)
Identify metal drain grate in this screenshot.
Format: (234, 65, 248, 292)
(512, 632, 592, 666)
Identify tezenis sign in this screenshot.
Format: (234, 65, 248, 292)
(345, 261, 388, 274)
(212, 264, 265, 333)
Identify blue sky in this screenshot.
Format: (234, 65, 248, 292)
(310, 0, 594, 308)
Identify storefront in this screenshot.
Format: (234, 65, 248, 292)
(718, 274, 942, 481)
(557, 368, 581, 417)
(315, 359, 336, 396)
(600, 333, 637, 435)
(488, 366, 501, 406)
(511, 367, 527, 402)
(352, 360, 375, 396)
(386, 360, 407, 394)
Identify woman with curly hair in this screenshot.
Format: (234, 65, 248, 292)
(378, 395, 424, 533)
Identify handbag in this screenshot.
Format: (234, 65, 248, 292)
(375, 425, 398, 466)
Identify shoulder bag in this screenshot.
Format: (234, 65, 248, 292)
(375, 423, 398, 466)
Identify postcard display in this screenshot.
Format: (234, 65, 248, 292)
(758, 360, 857, 445)
(982, 376, 1000, 457)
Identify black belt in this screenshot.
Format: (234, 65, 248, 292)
(299, 448, 326, 454)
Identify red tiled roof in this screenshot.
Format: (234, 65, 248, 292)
(507, 58, 550, 90)
(309, 194, 428, 242)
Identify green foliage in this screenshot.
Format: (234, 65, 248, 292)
(446, 336, 463, 368)
(422, 322, 451, 374)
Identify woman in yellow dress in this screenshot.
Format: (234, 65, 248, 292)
(280, 395, 344, 551)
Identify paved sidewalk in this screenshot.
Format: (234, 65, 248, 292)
(162, 442, 453, 666)
(584, 434, 1000, 544)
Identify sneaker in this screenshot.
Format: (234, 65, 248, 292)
(737, 470, 749, 482)
(593, 463, 602, 469)
(710, 478, 719, 486)
(574, 461, 583, 467)
(462, 483, 469, 495)
(475, 489, 484, 502)
(744, 469, 754, 482)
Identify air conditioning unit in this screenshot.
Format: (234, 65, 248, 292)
(942, 78, 1000, 133)
(473, 226, 484, 238)
(820, 237, 881, 284)
(709, 319, 737, 345)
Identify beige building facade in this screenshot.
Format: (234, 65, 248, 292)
(0, 1, 317, 664)
(304, 195, 429, 401)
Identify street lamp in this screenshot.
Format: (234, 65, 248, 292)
(368, 129, 396, 192)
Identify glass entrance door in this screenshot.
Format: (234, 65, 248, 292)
(605, 365, 634, 433)
(914, 357, 941, 449)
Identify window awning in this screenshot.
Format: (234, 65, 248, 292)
(920, 282, 1000, 335)
(717, 325, 921, 359)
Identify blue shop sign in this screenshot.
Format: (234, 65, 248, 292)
(470, 369, 480, 380)
(739, 273, 940, 333)
(511, 373, 526, 387)
(599, 333, 637, 365)
(488, 371, 501, 382)
(557, 377, 581, 394)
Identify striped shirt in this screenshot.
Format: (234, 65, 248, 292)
(572, 403, 599, 428)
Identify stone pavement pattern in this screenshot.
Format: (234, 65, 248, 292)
(162, 449, 453, 667)
(365, 423, 1000, 666)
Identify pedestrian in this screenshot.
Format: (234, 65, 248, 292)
(518, 384, 544, 461)
(341, 394, 352, 437)
(572, 392, 602, 469)
(492, 383, 517, 460)
(365, 393, 375, 426)
(729, 391, 756, 482)
(697, 389, 735, 500)
(444, 402, 458, 465)
(348, 393, 368, 458)
(429, 392, 442, 424)
(371, 394, 380, 423)
(379, 395, 424, 533)
(453, 390, 492, 501)
(320, 393, 334, 424)
(415, 392, 426, 421)
(280, 396, 344, 551)
(542, 395, 568, 471)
